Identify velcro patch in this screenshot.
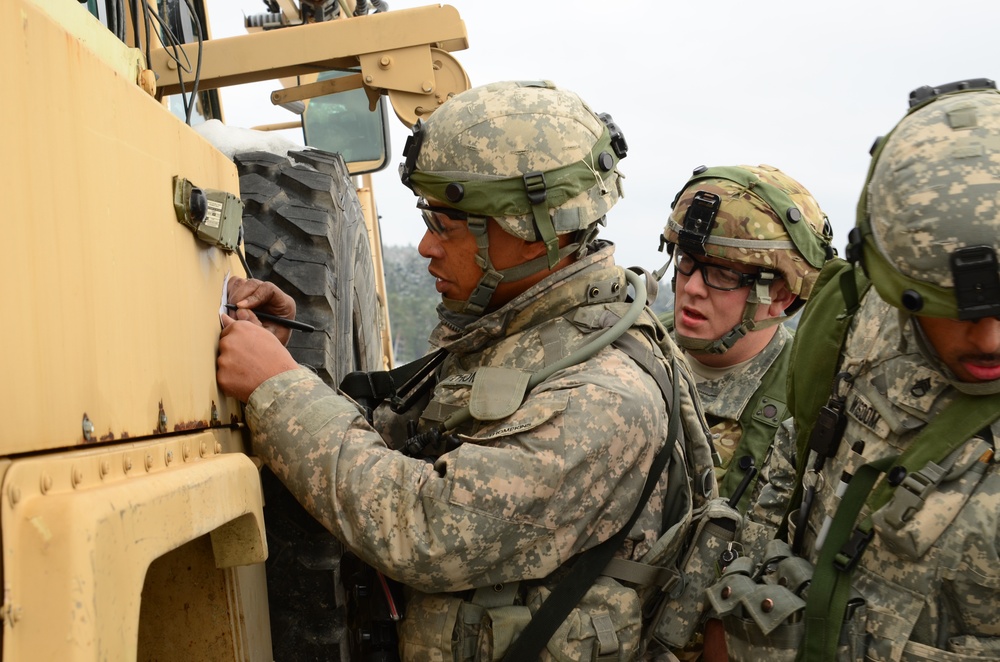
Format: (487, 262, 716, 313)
(846, 392, 890, 437)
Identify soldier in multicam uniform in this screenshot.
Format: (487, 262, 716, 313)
(725, 80, 1000, 661)
(217, 80, 716, 660)
(657, 165, 834, 513)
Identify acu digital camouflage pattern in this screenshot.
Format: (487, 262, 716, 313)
(411, 80, 622, 240)
(245, 245, 716, 660)
(693, 324, 792, 508)
(665, 164, 830, 299)
(745, 289, 1000, 660)
(868, 89, 1000, 292)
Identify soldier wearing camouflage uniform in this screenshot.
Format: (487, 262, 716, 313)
(657, 165, 834, 513)
(217, 80, 716, 661)
(730, 80, 1000, 661)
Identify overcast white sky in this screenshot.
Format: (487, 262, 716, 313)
(207, 1, 998, 271)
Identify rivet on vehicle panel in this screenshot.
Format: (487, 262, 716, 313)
(40, 474, 52, 495)
(8, 486, 20, 506)
(157, 402, 168, 434)
(165, 450, 174, 465)
(124, 456, 133, 473)
(100, 460, 111, 479)
(145, 453, 154, 471)
(200, 442, 208, 458)
(182, 444, 190, 461)
(82, 414, 94, 442)
(364, 75, 373, 84)
(71, 468, 83, 488)
(215, 443, 223, 455)
(379, 56, 391, 68)
(421, 81, 434, 93)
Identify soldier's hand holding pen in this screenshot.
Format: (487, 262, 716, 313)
(225, 276, 304, 346)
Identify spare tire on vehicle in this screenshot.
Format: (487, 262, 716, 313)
(235, 148, 384, 661)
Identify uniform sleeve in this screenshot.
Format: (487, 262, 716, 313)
(245, 350, 666, 593)
(742, 417, 798, 556)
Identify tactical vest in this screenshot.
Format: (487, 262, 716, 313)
(660, 311, 791, 513)
(709, 259, 1000, 662)
(391, 283, 717, 661)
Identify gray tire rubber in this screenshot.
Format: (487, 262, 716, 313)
(236, 148, 383, 387)
(235, 148, 384, 661)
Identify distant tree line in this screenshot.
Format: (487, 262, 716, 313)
(382, 245, 439, 364)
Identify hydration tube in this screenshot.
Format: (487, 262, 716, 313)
(441, 268, 648, 433)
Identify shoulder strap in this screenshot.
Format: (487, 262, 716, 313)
(787, 258, 868, 466)
(778, 259, 870, 539)
(500, 356, 680, 662)
(800, 390, 1000, 661)
(723, 333, 793, 512)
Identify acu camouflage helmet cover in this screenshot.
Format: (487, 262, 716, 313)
(856, 79, 1000, 321)
(400, 80, 627, 245)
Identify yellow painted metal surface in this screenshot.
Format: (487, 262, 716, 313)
(2, 0, 245, 454)
(1, 430, 269, 661)
(357, 175, 395, 369)
(151, 4, 468, 95)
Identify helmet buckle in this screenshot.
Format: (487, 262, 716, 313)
(523, 171, 547, 204)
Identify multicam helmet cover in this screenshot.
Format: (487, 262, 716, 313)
(658, 164, 833, 355)
(663, 164, 833, 301)
(856, 79, 1000, 321)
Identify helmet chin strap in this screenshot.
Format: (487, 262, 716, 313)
(444, 217, 586, 315)
(675, 272, 788, 355)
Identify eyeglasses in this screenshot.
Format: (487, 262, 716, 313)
(675, 250, 758, 291)
(416, 198, 480, 236)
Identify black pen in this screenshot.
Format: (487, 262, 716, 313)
(225, 304, 316, 333)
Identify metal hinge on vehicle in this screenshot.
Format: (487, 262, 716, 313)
(172, 177, 243, 252)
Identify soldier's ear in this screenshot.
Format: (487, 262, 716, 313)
(767, 279, 797, 317)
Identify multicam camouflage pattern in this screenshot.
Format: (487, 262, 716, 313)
(410, 80, 622, 240)
(664, 164, 830, 299)
(866, 88, 1000, 298)
(746, 289, 1000, 659)
(246, 245, 716, 658)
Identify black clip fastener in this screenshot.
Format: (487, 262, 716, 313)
(833, 527, 875, 572)
(523, 171, 547, 204)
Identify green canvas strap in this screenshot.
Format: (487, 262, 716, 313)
(798, 455, 893, 662)
(723, 333, 792, 513)
(778, 260, 869, 541)
(799, 390, 1000, 661)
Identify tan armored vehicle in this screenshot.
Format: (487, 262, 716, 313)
(2, 1, 468, 659)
